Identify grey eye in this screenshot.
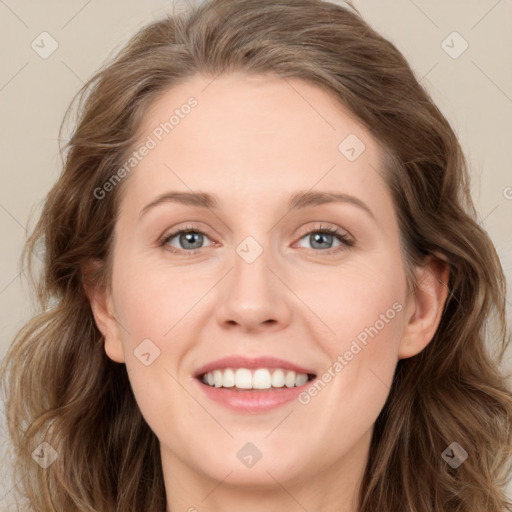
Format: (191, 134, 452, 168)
(165, 230, 211, 251)
(297, 231, 342, 250)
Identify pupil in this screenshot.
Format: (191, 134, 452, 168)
(181, 232, 203, 249)
(311, 233, 332, 249)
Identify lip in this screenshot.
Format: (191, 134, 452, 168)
(193, 355, 317, 413)
(194, 378, 316, 413)
(193, 355, 316, 378)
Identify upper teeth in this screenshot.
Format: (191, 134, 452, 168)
(201, 368, 310, 389)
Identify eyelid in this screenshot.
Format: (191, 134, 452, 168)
(295, 223, 353, 242)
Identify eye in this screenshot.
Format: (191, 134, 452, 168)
(294, 224, 354, 254)
(160, 225, 214, 255)
(159, 223, 354, 256)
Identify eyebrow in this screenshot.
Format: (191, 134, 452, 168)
(139, 190, 375, 220)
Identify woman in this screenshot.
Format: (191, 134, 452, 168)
(2, 0, 511, 510)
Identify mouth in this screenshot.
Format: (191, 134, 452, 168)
(196, 368, 317, 391)
(192, 355, 318, 412)
(193, 357, 319, 413)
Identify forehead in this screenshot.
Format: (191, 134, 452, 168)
(121, 72, 392, 220)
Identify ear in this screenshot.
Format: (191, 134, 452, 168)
(82, 260, 125, 363)
(398, 253, 450, 359)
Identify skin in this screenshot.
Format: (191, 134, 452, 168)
(86, 72, 449, 512)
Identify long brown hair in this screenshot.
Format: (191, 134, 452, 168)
(2, 0, 511, 510)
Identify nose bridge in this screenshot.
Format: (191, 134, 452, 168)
(233, 234, 271, 291)
(215, 231, 292, 331)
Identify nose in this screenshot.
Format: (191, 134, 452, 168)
(215, 241, 293, 333)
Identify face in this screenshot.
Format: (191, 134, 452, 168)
(89, 72, 446, 505)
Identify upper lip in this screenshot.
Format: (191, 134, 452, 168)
(193, 356, 317, 378)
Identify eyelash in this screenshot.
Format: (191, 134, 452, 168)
(159, 223, 354, 256)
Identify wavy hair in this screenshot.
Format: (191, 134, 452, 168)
(1, 0, 511, 510)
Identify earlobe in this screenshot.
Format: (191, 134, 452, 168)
(82, 260, 126, 364)
(398, 253, 450, 360)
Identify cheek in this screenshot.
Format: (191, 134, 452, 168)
(111, 253, 213, 342)
(297, 281, 404, 461)
(109, 256, 211, 422)
(290, 250, 406, 351)
(110, 259, 193, 434)
(293, 253, 406, 412)
(333, 270, 405, 357)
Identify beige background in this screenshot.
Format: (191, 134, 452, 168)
(1, 0, 511, 507)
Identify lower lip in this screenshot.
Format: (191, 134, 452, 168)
(195, 377, 315, 413)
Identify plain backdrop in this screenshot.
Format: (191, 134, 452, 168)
(1, 0, 511, 508)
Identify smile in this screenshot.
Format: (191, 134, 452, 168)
(199, 368, 315, 390)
